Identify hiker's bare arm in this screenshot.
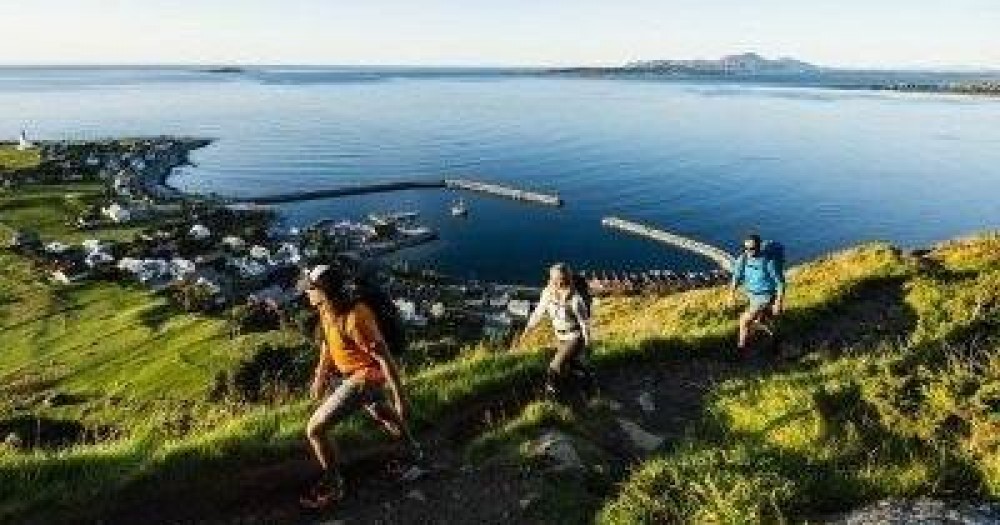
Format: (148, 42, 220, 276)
(768, 257, 786, 314)
(372, 342, 408, 422)
(311, 343, 332, 401)
(529, 290, 551, 330)
(519, 291, 548, 345)
(773, 290, 785, 315)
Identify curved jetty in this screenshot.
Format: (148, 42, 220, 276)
(237, 178, 562, 207)
(602, 216, 735, 272)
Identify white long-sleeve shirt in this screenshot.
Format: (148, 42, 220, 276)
(525, 288, 591, 344)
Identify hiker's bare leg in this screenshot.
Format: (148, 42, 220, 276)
(368, 402, 420, 447)
(755, 308, 775, 337)
(738, 309, 757, 349)
(366, 403, 403, 439)
(306, 411, 340, 472)
(739, 304, 771, 349)
(550, 337, 584, 375)
(547, 338, 586, 395)
(306, 378, 367, 473)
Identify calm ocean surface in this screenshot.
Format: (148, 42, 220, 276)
(1, 67, 998, 283)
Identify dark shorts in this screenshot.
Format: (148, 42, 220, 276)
(309, 375, 386, 427)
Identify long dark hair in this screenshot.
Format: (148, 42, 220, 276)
(312, 264, 351, 310)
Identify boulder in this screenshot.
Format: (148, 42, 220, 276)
(531, 430, 583, 472)
(637, 391, 656, 413)
(616, 417, 665, 452)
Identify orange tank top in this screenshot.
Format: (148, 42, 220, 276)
(317, 302, 386, 383)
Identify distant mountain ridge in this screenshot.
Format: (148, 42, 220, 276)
(624, 52, 821, 75)
(548, 53, 1000, 94)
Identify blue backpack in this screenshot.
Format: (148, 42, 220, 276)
(734, 240, 786, 280)
(761, 240, 786, 276)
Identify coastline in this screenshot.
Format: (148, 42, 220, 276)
(544, 68, 1000, 97)
(139, 136, 214, 200)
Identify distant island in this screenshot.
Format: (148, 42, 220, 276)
(625, 52, 820, 75)
(550, 52, 1000, 96)
(201, 66, 247, 74)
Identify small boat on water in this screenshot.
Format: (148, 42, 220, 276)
(451, 198, 468, 217)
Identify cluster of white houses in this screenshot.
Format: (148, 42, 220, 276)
(7, 212, 540, 342)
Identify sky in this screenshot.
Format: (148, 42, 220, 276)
(1, 1, 998, 68)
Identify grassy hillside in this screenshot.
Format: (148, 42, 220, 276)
(1, 227, 998, 523)
(0, 184, 304, 431)
(0, 145, 41, 172)
(600, 234, 1000, 523)
(0, 182, 140, 243)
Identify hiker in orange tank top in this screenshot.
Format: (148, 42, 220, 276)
(297, 264, 421, 510)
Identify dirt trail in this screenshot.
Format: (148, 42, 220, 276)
(81, 354, 751, 525)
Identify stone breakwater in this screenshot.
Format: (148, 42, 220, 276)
(235, 178, 563, 207)
(601, 216, 735, 272)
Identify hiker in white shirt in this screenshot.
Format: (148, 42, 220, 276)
(520, 263, 594, 397)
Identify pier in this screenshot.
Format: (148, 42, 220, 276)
(235, 178, 563, 207)
(602, 216, 735, 272)
(443, 179, 562, 206)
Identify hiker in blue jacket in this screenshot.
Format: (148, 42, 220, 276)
(730, 234, 786, 358)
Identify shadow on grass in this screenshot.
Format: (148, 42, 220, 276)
(137, 300, 177, 332)
(778, 275, 918, 357)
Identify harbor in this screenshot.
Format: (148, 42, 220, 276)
(601, 216, 735, 272)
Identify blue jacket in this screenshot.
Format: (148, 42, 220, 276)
(732, 253, 786, 295)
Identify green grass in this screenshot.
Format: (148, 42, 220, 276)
(1, 175, 998, 525)
(600, 233, 1000, 524)
(0, 249, 305, 429)
(0, 182, 141, 243)
(0, 146, 41, 173)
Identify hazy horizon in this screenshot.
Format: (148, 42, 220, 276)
(0, 57, 998, 73)
(1, 1, 997, 69)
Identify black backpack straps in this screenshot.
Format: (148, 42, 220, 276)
(573, 290, 591, 321)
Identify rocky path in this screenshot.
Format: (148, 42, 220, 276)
(89, 356, 747, 525)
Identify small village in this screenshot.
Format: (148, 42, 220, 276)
(3, 133, 728, 347)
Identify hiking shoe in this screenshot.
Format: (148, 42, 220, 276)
(299, 471, 345, 510)
(385, 458, 429, 482)
(398, 463, 430, 482)
(408, 442, 426, 464)
(544, 382, 560, 398)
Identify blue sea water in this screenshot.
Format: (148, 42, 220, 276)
(1, 67, 998, 283)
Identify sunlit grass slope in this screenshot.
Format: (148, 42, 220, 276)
(600, 233, 1000, 524)
(0, 145, 41, 173)
(0, 250, 302, 426)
